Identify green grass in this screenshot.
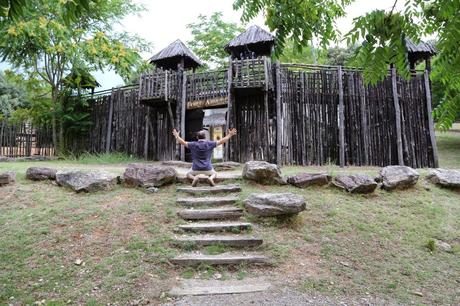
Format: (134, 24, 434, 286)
(1, 131, 460, 304)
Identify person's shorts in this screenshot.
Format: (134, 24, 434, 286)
(187, 168, 217, 176)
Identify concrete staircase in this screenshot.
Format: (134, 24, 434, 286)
(168, 184, 270, 296)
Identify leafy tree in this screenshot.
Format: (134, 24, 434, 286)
(0, 0, 149, 153)
(324, 45, 357, 66)
(278, 39, 326, 65)
(187, 12, 245, 69)
(0, 71, 27, 119)
(233, 0, 460, 130)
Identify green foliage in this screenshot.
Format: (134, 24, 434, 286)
(0, 70, 26, 117)
(278, 39, 325, 64)
(426, 239, 436, 252)
(324, 45, 357, 66)
(187, 12, 244, 68)
(234, 0, 352, 56)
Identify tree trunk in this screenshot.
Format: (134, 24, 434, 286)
(51, 87, 59, 156)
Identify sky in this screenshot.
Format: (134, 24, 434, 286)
(1, 0, 404, 90)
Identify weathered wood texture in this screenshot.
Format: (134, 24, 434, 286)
(0, 120, 54, 157)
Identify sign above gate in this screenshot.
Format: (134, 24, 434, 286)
(187, 96, 227, 110)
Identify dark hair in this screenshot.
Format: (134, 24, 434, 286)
(196, 130, 206, 140)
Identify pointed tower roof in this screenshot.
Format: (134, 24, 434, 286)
(149, 39, 202, 70)
(225, 25, 275, 58)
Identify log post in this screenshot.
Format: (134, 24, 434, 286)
(225, 57, 233, 161)
(338, 67, 345, 167)
(424, 70, 439, 167)
(144, 108, 149, 159)
(105, 88, 114, 153)
(391, 67, 404, 165)
(275, 61, 282, 165)
(180, 72, 187, 161)
(359, 74, 369, 165)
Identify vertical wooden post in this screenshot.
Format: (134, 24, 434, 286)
(144, 108, 149, 159)
(180, 72, 187, 161)
(275, 61, 282, 165)
(424, 70, 439, 167)
(105, 88, 114, 153)
(338, 67, 345, 167)
(359, 74, 369, 165)
(225, 57, 233, 161)
(391, 67, 404, 165)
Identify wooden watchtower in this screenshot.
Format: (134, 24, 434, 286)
(405, 38, 436, 72)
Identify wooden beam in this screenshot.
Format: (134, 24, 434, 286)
(225, 57, 233, 161)
(105, 88, 114, 153)
(181, 72, 187, 161)
(359, 74, 369, 165)
(424, 70, 439, 167)
(338, 67, 345, 167)
(275, 61, 282, 165)
(391, 67, 404, 165)
(144, 108, 149, 159)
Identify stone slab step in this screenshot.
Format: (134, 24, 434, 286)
(177, 207, 243, 220)
(177, 184, 241, 195)
(174, 235, 263, 247)
(176, 196, 239, 207)
(176, 173, 242, 184)
(168, 278, 270, 296)
(171, 253, 269, 266)
(176, 221, 252, 232)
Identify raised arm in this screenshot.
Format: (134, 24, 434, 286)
(172, 129, 188, 148)
(217, 128, 237, 146)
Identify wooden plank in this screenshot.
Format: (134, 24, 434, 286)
(177, 207, 243, 220)
(225, 57, 233, 161)
(174, 235, 263, 247)
(275, 62, 282, 165)
(168, 279, 270, 296)
(105, 89, 114, 153)
(176, 196, 239, 207)
(424, 70, 439, 167)
(176, 184, 241, 194)
(392, 67, 404, 165)
(176, 222, 252, 233)
(143, 109, 149, 159)
(170, 253, 268, 266)
(180, 72, 187, 161)
(338, 67, 345, 167)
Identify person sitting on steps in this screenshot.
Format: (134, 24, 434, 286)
(172, 128, 237, 187)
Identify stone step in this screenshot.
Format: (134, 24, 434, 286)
(176, 221, 252, 233)
(168, 278, 270, 296)
(177, 207, 243, 220)
(177, 184, 241, 195)
(174, 235, 263, 247)
(176, 173, 242, 184)
(176, 196, 239, 207)
(171, 252, 269, 266)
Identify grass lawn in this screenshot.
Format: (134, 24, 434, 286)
(1, 127, 459, 305)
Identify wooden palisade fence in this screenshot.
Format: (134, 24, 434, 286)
(1, 58, 438, 169)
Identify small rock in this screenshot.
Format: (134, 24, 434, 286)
(340, 261, 351, 267)
(435, 239, 452, 253)
(0, 171, 15, 186)
(26, 167, 57, 181)
(74, 259, 83, 266)
(242, 161, 285, 185)
(332, 174, 377, 194)
(146, 186, 159, 193)
(287, 173, 331, 188)
(412, 291, 424, 297)
(244, 193, 306, 217)
(214, 272, 222, 279)
(213, 161, 241, 171)
(426, 168, 460, 189)
(379, 166, 419, 190)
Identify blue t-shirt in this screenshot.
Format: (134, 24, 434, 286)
(188, 140, 217, 171)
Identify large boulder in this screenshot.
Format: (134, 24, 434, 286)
(123, 163, 177, 188)
(244, 193, 306, 217)
(242, 161, 284, 185)
(379, 166, 419, 190)
(0, 171, 15, 186)
(332, 174, 377, 194)
(287, 173, 331, 188)
(26, 167, 57, 181)
(56, 170, 118, 192)
(426, 168, 460, 189)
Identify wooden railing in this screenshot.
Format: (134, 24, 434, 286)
(139, 69, 178, 101)
(186, 69, 228, 109)
(232, 57, 272, 90)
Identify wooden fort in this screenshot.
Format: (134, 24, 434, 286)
(85, 26, 438, 168)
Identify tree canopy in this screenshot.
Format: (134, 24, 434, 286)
(187, 12, 245, 69)
(233, 0, 460, 130)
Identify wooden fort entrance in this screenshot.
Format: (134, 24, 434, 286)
(84, 26, 438, 168)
